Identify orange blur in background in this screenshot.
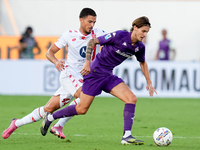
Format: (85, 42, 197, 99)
(0, 36, 68, 59)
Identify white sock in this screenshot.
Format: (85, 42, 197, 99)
(123, 130, 131, 138)
(54, 98, 80, 127)
(47, 114, 55, 121)
(15, 107, 45, 127)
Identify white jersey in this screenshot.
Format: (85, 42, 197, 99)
(55, 28, 106, 73)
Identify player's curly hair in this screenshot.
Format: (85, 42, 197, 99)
(130, 16, 151, 32)
(79, 8, 97, 18)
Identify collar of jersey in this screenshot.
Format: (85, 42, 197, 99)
(78, 29, 92, 37)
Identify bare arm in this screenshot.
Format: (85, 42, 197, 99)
(46, 44, 65, 72)
(14, 42, 26, 52)
(139, 61, 157, 96)
(80, 38, 99, 76)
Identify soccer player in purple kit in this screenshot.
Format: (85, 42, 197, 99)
(40, 16, 157, 145)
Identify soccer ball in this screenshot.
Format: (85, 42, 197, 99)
(153, 127, 173, 146)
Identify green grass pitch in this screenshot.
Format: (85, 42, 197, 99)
(0, 95, 200, 150)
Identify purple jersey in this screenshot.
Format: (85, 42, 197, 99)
(90, 30, 145, 76)
(82, 30, 145, 96)
(158, 39, 170, 60)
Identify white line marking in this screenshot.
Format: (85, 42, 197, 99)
(6, 133, 200, 139)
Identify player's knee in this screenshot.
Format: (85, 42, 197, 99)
(76, 106, 88, 115)
(127, 95, 137, 104)
(74, 88, 81, 98)
(78, 109, 88, 115)
(44, 105, 55, 113)
(74, 92, 80, 99)
(133, 95, 137, 103)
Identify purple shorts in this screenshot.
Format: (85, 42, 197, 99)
(82, 73, 124, 96)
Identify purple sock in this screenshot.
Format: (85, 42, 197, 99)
(52, 105, 78, 120)
(123, 103, 136, 131)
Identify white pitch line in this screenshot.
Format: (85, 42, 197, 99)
(6, 133, 200, 139)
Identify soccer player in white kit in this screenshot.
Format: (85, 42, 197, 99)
(2, 8, 106, 139)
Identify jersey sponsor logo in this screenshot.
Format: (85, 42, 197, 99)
(72, 38, 76, 41)
(105, 33, 111, 40)
(116, 50, 132, 58)
(78, 59, 85, 63)
(79, 46, 87, 58)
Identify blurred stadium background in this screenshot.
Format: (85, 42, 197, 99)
(0, 1, 200, 149)
(0, 0, 200, 98)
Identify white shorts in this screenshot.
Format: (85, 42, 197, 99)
(53, 86, 74, 107)
(53, 66, 83, 108)
(59, 65, 83, 97)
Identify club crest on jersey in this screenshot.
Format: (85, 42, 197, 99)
(135, 47, 139, 52)
(105, 34, 111, 40)
(80, 46, 86, 58)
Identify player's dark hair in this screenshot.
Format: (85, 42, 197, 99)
(79, 8, 97, 18)
(130, 16, 151, 32)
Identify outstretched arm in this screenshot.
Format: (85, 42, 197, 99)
(46, 44, 65, 72)
(80, 38, 99, 76)
(139, 61, 157, 96)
